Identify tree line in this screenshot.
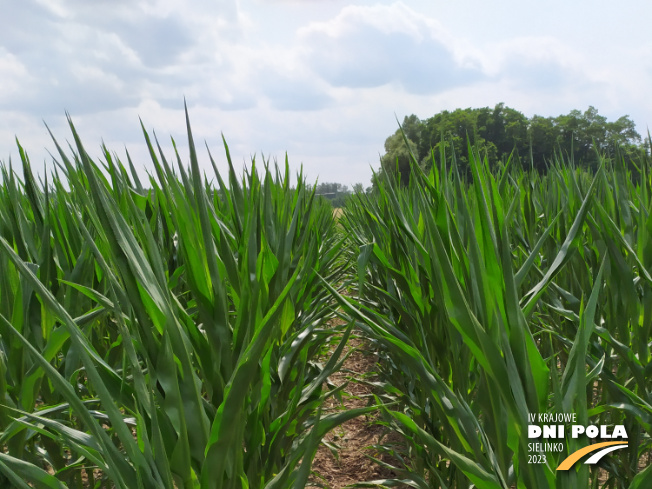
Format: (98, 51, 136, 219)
(315, 104, 646, 206)
(380, 104, 645, 184)
(311, 182, 367, 208)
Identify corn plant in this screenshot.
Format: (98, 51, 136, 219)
(0, 108, 370, 488)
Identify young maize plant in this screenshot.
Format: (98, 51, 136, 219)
(0, 108, 370, 488)
(337, 139, 652, 489)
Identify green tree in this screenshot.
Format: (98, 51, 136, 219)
(418, 105, 529, 170)
(379, 131, 420, 186)
(527, 115, 558, 170)
(553, 106, 640, 168)
(608, 115, 640, 146)
(477, 103, 529, 161)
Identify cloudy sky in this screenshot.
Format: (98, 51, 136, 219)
(1, 0, 651, 186)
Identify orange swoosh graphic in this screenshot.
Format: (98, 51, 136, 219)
(557, 442, 628, 471)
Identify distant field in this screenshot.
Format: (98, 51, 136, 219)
(332, 207, 343, 219)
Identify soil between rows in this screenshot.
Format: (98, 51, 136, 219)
(310, 319, 407, 488)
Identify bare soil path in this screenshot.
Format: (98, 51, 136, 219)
(310, 319, 404, 488)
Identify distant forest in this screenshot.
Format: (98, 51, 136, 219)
(380, 104, 644, 184)
(317, 104, 647, 207)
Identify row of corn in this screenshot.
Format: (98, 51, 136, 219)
(0, 111, 369, 488)
(338, 141, 652, 488)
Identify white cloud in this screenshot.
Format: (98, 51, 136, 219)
(0, 50, 31, 99)
(0, 0, 248, 116)
(297, 2, 484, 94)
